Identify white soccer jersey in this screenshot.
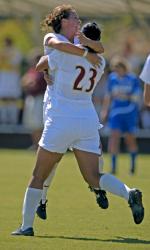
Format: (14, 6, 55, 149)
(43, 33, 70, 103)
(47, 50, 105, 119)
(140, 54, 150, 84)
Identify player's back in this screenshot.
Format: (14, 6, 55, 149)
(48, 50, 105, 101)
(47, 50, 105, 118)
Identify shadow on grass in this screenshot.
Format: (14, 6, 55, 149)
(36, 235, 150, 244)
(102, 236, 150, 244)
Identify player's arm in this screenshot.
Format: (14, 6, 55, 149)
(129, 77, 142, 103)
(144, 84, 150, 106)
(36, 56, 53, 85)
(76, 31, 104, 53)
(46, 37, 101, 67)
(36, 56, 48, 72)
(101, 94, 111, 123)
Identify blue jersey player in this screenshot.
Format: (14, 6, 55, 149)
(102, 57, 141, 174)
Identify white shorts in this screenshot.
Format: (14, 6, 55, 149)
(39, 116, 101, 155)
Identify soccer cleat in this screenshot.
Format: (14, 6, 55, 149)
(89, 187, 109, 209)
(11, 227, 34, 236)
(36, 200, 47, 220)
(128, 189, 144, 224)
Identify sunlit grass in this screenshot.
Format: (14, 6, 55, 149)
(0, 149, 149, 250)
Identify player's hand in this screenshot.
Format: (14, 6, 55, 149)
(43, 70, 53, 85)
(86, 52, 101, 67)
(101, 109, 108, 123)
(76, 31, 89, 46)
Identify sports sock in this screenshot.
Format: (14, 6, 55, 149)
(99, 173, 131, 201)
(130, 151, 137, 173)
(41, 163, 58, 204)
(21, 187, 42, 230)
(111, 154, 117, 173)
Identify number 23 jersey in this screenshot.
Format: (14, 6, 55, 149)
(47, 50, 105, 119)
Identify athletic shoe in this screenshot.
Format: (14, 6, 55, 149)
(11, 227, 34, 236)
(128, 189, 144, 224)
(89, 187, 109, 209)
(36, 200, 47, 220)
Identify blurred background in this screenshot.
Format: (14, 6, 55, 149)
(0, 0, 150, 152)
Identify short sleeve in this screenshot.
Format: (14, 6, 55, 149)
(43, 33, 57, 46)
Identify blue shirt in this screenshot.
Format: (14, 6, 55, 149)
(107, 72, 141, 116)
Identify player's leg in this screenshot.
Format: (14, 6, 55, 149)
(36, 162, 59, 220)
(89, 155, 109, 209)
(99, 173, 144, 224)
(11, 146, 63, 235)
(12, 116, 81, 233)
(74, 149, 144, 224)
(125, 133, 138, 174)
(124, 111, 138, 174)
(36, 100, 58, 219)
(73, 121, 108, 209)
(74, 148, 129, 200)
(108, 129, 121, 174)
(74, 148, 100, 186)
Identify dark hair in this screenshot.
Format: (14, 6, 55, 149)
(82, 22, 101, 41)
(81, 22, 101, 52)
(42, 4, 75, 33)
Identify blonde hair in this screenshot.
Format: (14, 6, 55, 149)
(110, 56, 131, 72)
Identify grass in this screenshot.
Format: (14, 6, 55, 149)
(0, 149, 149, 250)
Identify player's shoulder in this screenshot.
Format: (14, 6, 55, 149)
(43, 33, 55, 45)
(43, 33, 69, 44)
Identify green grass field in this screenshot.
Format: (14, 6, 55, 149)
(0, 149, 149, 250)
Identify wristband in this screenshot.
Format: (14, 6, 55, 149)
(83, 49, 88, 57)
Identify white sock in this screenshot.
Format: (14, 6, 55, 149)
(100, 174, 131, 201)
(41, 164, 58, 204)
(21, 187, 42, 230)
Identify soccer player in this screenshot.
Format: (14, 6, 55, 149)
(140, 54, 150, 106)
(11, 22, 144, 237)
(36, 4, 107, 220)
(101, 57, 141, 175)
